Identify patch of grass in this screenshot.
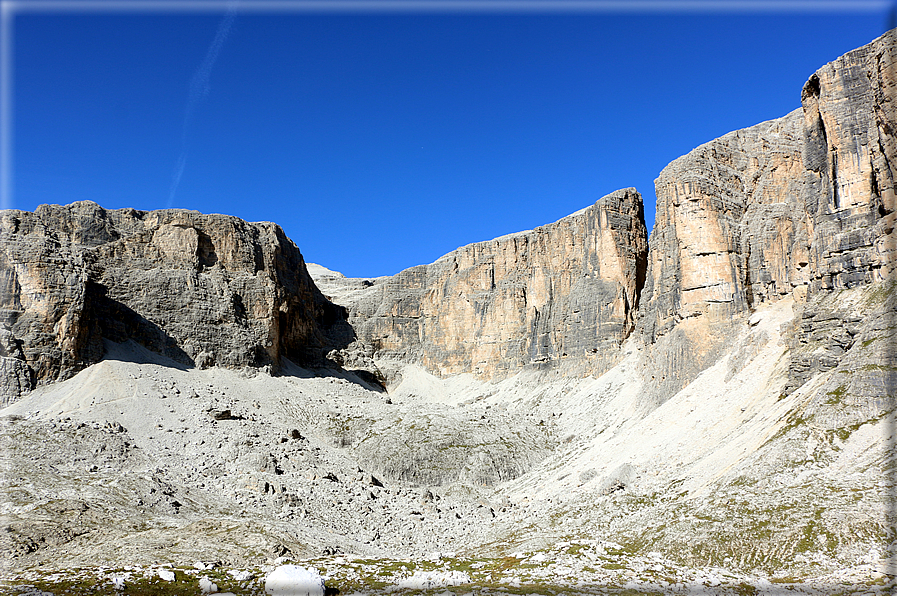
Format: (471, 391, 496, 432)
(825, 385, 847, 405)
(622, 493, 659, 508)
(860, 363, 897, 372)
(827, 428, 852, 442)
(732, 582, 758, 596)
(602, 562, 626, 570)
(563, 542, 587, 556)
(5, 567, 259, 596)
(766, 411, 810, 444)
(863, 279, 897, 307)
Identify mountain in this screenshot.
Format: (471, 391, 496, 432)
(0, 28, 894, 594)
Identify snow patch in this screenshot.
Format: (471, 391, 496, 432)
(265, 565, 325, 596)
(395, 570, 471, 589)
(199, 576, 218, 593)
(157, 569, 175, 582)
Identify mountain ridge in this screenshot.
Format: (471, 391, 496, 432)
(0, 27, 894, 592)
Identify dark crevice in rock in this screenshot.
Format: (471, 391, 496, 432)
(801, 73, 821, 100)
(831, 150, 840, 209)
(197, 230, 218, 269)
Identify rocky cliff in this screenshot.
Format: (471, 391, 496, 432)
(320, 188, 647, 381)
(0, 202, 351, 405)
(644, 29, 895, 335)
(313, 32, 897, 391)
(2, 30, 895, 404)
(635, 28, 896, 400)
(1, 30, 895, 587)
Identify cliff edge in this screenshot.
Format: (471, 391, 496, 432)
(0, 202, 352, 405)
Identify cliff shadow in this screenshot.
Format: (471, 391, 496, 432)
(277, 356, 387, 393)
(101, 338, 192, 371)
(86, 281, 195, 370)
(272, 294, 387, 392)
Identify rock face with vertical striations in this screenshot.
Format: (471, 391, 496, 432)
(325, 188, 648, 381)
(636, 29, 897, 401)
(0, 201, 351, 405)
(800, 29, 896, 293)
(1, 30, 896, 582)
(2, 31, 895, 405)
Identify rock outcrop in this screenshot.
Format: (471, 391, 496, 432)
(2, 31, 894, 405)
(0, 202, 351, 404)
(636, 28, 896, 400)
(324, 188, 647, 381)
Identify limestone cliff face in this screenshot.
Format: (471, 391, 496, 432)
(636, 29, 897, 398)
(0, 201, 350, 404)
(801, 29, 897, 292)
(640, 110, 811, 341)
(327, 188, 648, 380)
(3, 32, 892, 404)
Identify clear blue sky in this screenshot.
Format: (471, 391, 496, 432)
(6, 1, 893, 277)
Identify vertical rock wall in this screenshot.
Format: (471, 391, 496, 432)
(640, 109, 813, 343)
(801, 29, 896, 292)
(0, 202, 351, 404)
(340, 188, 648, 380)
(642, 29, 895, 340)
(636, 28, 896, 400)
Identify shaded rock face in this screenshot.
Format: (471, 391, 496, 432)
(636, 29, 897, 399)
(338, 188, 648, 380)
(0, 202, 351, 403)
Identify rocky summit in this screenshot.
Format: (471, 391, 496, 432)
(1, 29, 895, 596)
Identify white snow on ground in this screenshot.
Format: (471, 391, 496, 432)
(157, 569, 175, 582)
(305, 263, 344, 279)
(264, 565, 325, 596)
(395, 569, 471, 589)
(198, 576, 217, 593)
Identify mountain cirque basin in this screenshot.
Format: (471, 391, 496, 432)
(1, 30, 896, 596)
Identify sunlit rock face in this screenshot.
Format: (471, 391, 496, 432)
(801, 29, 896, 293)
(0, 201, 350, 404)
(340, 188, 648, 380)
(642, 110, 810, 339)
(635, 29, 897, 401)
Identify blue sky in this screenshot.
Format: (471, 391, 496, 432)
(5, 1, 893, 277)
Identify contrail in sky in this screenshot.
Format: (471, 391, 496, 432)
(167, 1, 238, 208)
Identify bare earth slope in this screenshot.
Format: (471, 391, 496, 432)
(1, 27, 895, 596)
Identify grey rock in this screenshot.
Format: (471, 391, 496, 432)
(636, 28, 897, 401)
(321, 188, 648, 382)
(0, 202, 353, 404)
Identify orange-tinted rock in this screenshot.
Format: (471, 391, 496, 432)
(637, 29, 896, 400)
(329, 188, 648, 380)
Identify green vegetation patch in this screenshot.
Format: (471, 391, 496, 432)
(860, 363, 897, 372)
(4, 566, 265, 596)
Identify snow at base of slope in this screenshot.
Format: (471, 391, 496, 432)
(265, 565, 325, 596)
(395, 570, 471, 589)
